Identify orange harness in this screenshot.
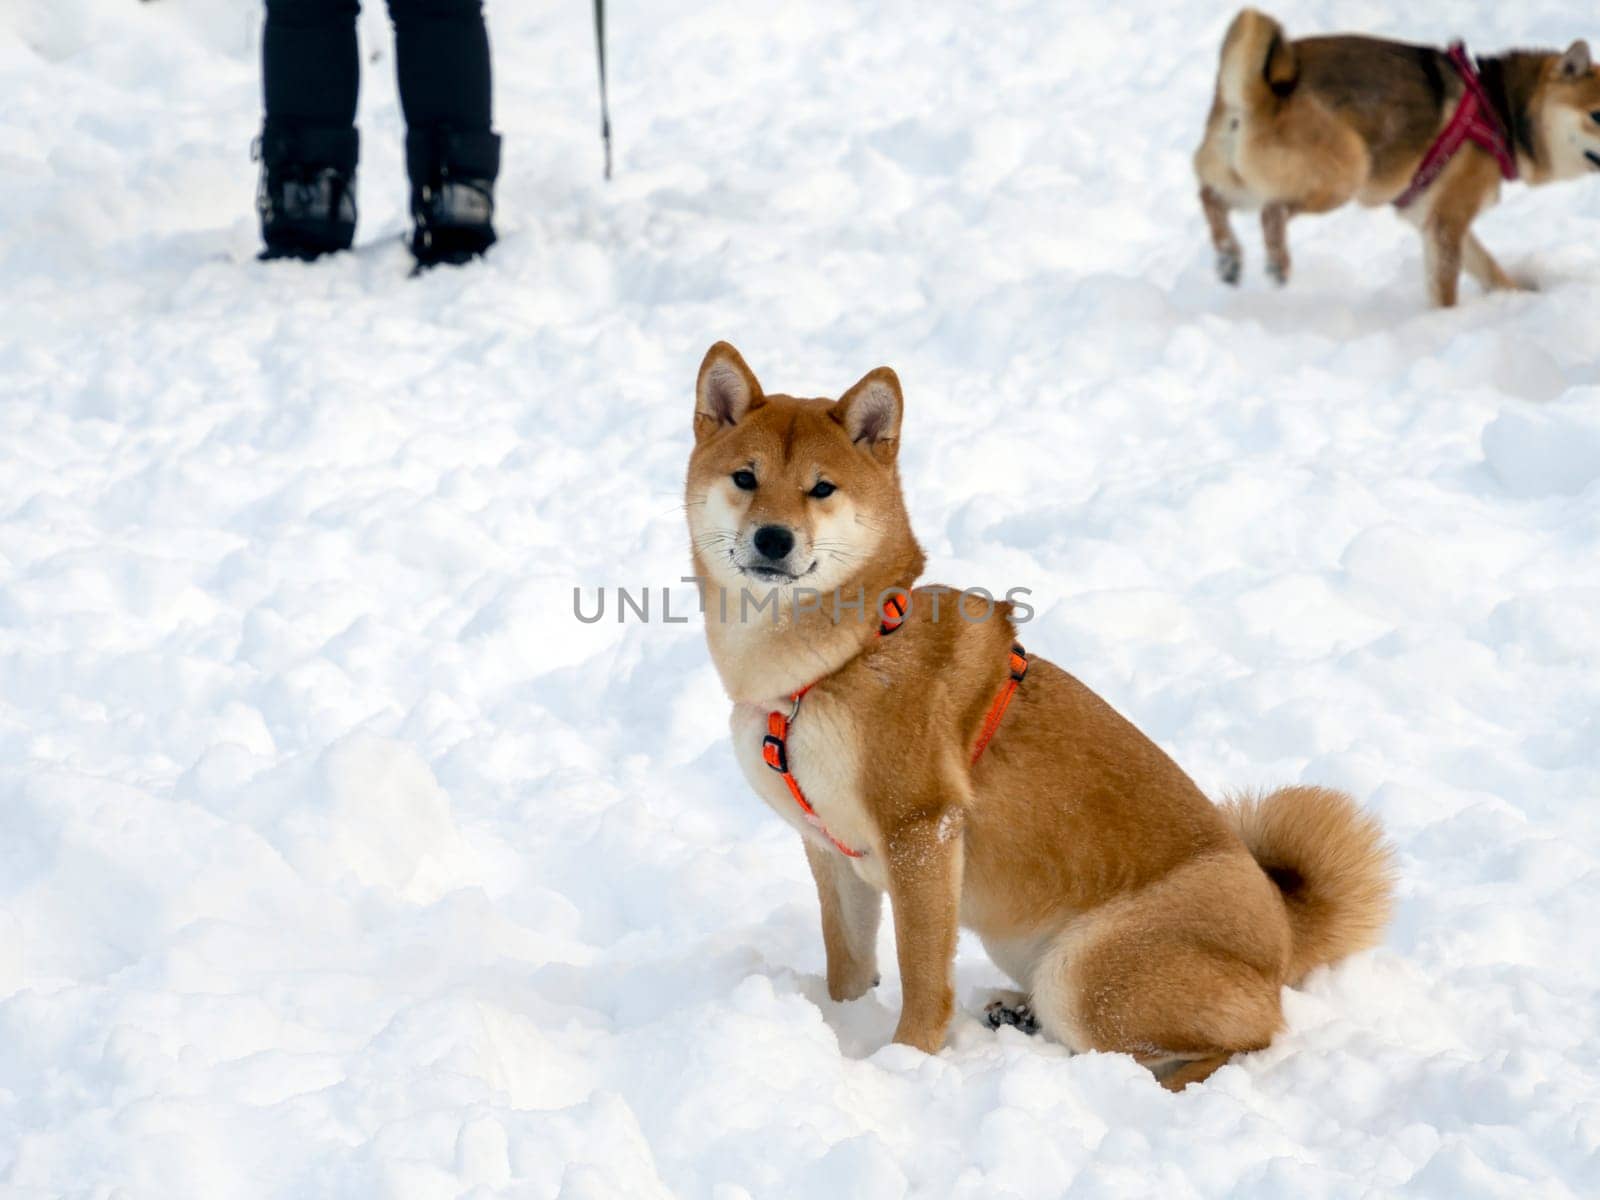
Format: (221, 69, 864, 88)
(760, 591, 1029, 858)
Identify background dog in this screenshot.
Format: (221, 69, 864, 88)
(1195, 8, 1600, 305)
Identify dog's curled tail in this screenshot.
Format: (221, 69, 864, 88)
(1217, 8, 1298, 110)
(1222, 786, 1395, 984)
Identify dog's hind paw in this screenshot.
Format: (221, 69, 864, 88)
(983, 997, 1039, 1035)
(1215, 248, 1242, 286)
(1266, 258, 1290, 286)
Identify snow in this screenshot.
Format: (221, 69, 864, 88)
(2, 0, 1600, 1196)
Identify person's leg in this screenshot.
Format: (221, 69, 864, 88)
(387, 0, 501, 266)
(390, 0, 491, 132)
(257, 0, 362, 258)
(263, 0, 361, 133)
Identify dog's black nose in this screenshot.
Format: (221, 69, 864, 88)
(753, 525, 795, 561)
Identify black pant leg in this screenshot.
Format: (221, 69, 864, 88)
(262, 0, 362, 139)
(386, 0, 493, 133)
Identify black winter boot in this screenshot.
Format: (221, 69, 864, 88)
(255, 126, 359, 261)
(406, 127, 500, 269)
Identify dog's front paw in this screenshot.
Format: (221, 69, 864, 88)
(983, 997, 1039, 1035)
(827, 965, 880, 1003)
(891, 1016, 950, 1054)
(1266, 257, 1290, 286)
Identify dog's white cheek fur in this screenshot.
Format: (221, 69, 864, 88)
(803, 495, 881, 597)
(691, 482, 745, 587)
(1542, 105, 1600, 181)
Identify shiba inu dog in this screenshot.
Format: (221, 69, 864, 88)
(1194, 8, 1600, 306)
(686, 341, 1395, 1089)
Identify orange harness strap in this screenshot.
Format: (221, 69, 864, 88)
(969, 644, 1029, 764)
(761, 591, 1028, 858)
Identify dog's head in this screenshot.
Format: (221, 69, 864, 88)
(1525, 40, 1600, 182)
(685, 342, 918, 604)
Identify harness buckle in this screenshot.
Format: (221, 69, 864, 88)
(1009, 644, 1028, 682)
(762, 733, 788, 773)
(879, 590, 909, 635)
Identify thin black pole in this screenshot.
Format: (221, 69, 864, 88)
(594, 0, 612, 180)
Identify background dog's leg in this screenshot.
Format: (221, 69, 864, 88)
(1200, 186, 1242, 284)
(1261, 203, 1294, 285)
(805, 840, 882, 1001)
(1462, 231, 1524, 294)
(884, 813, 963, 1053)
(1423, 217, 1466, 308)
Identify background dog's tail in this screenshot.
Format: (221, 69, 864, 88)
(1221, 786, 1395, 984)
(1217, 8, 1298, 110)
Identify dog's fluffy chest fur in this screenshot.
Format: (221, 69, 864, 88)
(729, 696, 889, 888)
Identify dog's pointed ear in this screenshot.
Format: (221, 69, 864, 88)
(833, 367, 903, 465)
(1559, 39, 1592, 78)
(695, 342, 763, 441)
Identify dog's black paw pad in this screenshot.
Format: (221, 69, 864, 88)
(1216, 249, 1242, 286)
(984, 1000, 1039, 1035)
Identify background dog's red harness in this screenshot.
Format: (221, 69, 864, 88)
(760, 590, 1028, 858)
(1394, 42, 1518, 210)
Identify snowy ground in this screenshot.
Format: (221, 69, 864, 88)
(3, 0, 1600, 1196)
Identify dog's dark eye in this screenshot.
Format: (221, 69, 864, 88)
(731, 470, 758, 491)
(1591, 109, 1600, 124)
(809, 481, 837, 499)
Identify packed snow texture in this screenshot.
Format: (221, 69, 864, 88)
(3, 0, 1600, 1196)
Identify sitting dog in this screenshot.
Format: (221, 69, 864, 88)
(1194, 8, 1600, 306)
(685, 341, 1395, 1089)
